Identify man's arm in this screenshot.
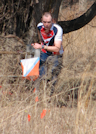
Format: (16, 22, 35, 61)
(44, 40, 62, 52)
(31, 40, 62, 53)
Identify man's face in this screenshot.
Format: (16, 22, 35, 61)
(42, 15, 52, 33)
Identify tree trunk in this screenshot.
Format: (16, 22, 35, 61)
(0, 0, 96, 39)
(79, 0, 87, 11)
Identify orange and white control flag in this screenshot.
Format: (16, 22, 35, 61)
(21, 57, 40, 81)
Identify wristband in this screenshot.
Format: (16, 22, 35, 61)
(42, 45, 44, 49)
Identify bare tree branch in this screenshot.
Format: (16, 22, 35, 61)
(58, 2, 96, 33)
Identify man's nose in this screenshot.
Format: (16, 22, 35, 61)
(45, 23, 48, 26)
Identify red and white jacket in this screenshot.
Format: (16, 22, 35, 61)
(37, 22, 64, 55)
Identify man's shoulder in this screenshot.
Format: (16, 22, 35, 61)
(53, 23, 63, 30)
(37, 22, 43, 28)
(53, 23, 63, 35)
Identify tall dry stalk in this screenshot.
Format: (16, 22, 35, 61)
(75, 64, 96, 134)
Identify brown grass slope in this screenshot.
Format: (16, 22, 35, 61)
(0, 1, 96, 134)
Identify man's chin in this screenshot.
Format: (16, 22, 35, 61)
(45, 28, 49, 30)
(45, 28, 49, 32)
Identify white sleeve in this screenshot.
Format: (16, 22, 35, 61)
(37, 22, 43, 27)
(54, 24, 63, 41)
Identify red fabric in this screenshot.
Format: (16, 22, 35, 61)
(41, 27, 54, 42)
(41, 48, 47, 53)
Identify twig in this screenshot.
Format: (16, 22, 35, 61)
(0, 34, 26, 46)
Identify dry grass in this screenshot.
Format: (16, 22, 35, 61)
(0, 1, 96, 134)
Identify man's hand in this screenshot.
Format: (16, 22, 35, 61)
(31, 43, 42, 49)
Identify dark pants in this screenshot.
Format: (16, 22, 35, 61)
(39, 52, 59, 77)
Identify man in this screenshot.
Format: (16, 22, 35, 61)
(31, 12, 63, 76)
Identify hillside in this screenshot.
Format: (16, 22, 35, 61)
(0, 1, 96, 134)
